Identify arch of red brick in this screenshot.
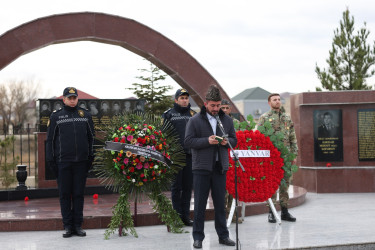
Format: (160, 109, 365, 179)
(0, 12, 239, 112)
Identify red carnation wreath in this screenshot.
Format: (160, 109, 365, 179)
(226, 130, 284, 202)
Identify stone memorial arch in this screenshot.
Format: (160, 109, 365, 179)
(0, 12, 238, 110)
(0, 12, 239, 188)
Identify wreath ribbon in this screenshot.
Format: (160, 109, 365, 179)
(104, 141, 172, 167)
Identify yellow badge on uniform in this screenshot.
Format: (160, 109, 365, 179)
(47, 119, 50, 127)
(78, 110, 84, 117)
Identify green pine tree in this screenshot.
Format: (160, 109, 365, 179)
(0, 136, 17, 189)
(315, 8, 375, 91)
(127, 61, 173, 115)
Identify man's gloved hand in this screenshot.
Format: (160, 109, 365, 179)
(48, 161, 58, 178)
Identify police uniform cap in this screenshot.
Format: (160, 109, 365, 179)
(175, 88, 189, 99)
(221, 99, 230, 105)
(63, 87, 78, 97)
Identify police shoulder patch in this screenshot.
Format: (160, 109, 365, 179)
(78, 110, 85, 117)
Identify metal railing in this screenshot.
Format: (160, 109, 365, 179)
(0, 124, 38, 177)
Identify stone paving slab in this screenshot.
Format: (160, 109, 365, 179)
(0, 192, 374, 249)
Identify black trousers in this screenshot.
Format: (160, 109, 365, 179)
(192, 163, 228, 241)
(57, 161, 88, 229)
(171, 154, 193, 219)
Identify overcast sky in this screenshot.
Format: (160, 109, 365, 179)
(1, 0, 375, 99)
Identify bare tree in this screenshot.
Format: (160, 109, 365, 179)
(0, 79, 39, 134)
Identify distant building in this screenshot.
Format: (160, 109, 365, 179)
(280, 92, 293, 114)
(232, 87, 286, 121)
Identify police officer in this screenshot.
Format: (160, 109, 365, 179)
(162, 88, 196, 226)
(46, 87, 95, 238)
(257, 93, 298, 223)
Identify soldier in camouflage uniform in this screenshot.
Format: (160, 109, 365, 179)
(257, 93, 298, 223)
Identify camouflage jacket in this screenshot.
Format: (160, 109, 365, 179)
(257, 108, 298, 157)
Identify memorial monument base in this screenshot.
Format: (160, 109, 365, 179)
(293, 166, 375, 193)
(37, 132, 102, 188)
(290, 91, 375, 193)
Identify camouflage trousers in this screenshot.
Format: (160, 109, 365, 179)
(269, 176, 291, 208)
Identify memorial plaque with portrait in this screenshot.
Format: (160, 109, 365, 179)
(314, 109, 343, 162)
(358, 109, 375, 161)
(38, 98, 145, 132)
(39, 101, 52, 132)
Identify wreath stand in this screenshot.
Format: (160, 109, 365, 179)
(98, 114, 186, 240)
(224, 128, 286, 248)
(226, 148, 282, 227)
(226, 198, 281, 228)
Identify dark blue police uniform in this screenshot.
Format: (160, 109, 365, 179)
(162, 89, 196, 226)
(46, 87, 94, 237)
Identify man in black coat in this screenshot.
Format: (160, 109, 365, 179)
(162, 88, 196, 226)
(46, 87, 95, 238)
(185, 85, 237, 248)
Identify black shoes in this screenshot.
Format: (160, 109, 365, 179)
(281, 207, 296, 222)
(74, 227, 87, 237)
(268, 211, 276, 223)
(62, 227, 73, 238)
(181, 217, 194, 226)
(268, 207, 296, 222)
(63, 227, 86, 237)
(219, 237, 236, 246)
(193, 238, 235, 248)
(193, 240, 202, 248)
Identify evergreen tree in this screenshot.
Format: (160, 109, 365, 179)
(315, 9, 375, 91)
(127, 61, 173, 115)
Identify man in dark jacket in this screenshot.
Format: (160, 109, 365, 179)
(162, 88, 196, 226)
(185, 85, 237, 248)
(46, 87, 95, 238)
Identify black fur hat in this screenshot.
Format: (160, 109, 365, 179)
(205, 85, 222, 102)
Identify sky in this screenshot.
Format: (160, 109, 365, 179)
(1, 0, 375, 100)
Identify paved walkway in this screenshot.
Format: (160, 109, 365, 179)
(1, 192, 375, 249)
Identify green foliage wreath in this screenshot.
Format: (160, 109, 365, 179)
(94, 113, 185, 239)
(256, 122, 298, 186)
